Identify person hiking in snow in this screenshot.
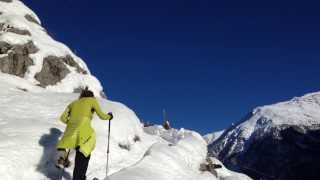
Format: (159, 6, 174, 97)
(56, 87, 113, 180)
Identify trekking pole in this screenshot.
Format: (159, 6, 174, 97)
(60, 149, 70, 180)
(106, 119, 111, 176)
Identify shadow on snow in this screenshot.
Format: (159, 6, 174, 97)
(37, 128, 72, 180)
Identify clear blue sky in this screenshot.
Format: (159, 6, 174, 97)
(24, 0, 320, 134)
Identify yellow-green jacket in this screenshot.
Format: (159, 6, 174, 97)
(57, 97, 111, 157)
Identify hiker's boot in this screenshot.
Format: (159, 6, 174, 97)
(55, 150, 71, 169)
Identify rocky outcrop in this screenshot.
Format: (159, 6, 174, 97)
(24, 14, 40, 25)
(34, 55, 88, 87)
(0, 40, 89, 88)
(0, 41, 38, 77)
(200, 157, 222, 177)
(224, 127, 320, 180)
(0, 41, 38, 54)
(0, 0, 13, 3)
(62, 55, 87, 74)
(0, 23, 31, 36)
(0, 41, 11, 53)
(0, 0, 105, 96)
(35, 56, 71, 87)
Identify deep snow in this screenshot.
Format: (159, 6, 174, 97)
(0, 75, 251, 180)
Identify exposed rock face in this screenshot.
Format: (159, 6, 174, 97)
(34, 55, 88, 87)
(0, 37, 87, 87)
(0, 23, 31, 36)
(0, 0, 13, 3)
(199, 157, 222, 177)
(209, 92, 320, 180)
(62, 55, 87, 74)
(224, 127, 320, 180)
(0, 41, 38, 54)
(24, 14, 40, 25)
(0, 41, 11, 53)
(35, 56, 71, 87)
(0, 41, 38, 77)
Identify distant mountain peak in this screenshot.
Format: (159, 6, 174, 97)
(209, 91, 320, 180)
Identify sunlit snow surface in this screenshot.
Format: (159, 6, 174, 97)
(0, 76, 251, 180)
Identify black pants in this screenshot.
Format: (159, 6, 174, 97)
(73, 147, 90, 180)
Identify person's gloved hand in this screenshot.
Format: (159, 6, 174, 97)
(108, 112, 113, 120)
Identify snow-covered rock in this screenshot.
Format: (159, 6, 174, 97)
(209, 92, 320, 180)
(0, 0, 104, 97)
(142, 125, 252, 180)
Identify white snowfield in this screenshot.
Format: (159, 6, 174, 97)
(0, 0, 103, 96)
(0, 75, 251, 180)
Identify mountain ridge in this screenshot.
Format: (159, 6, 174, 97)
(209, 91, 320, 180)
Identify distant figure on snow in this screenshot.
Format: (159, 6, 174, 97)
(56, 87, 113, 180)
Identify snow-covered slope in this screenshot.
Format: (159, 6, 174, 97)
(0, 78, 251, 180)
(203, 129, 224, 145)
(0, 77, 148, 180)
(142, 126, 251, 180)
(209, 92, 320, 180)
(0, 0, 103, 96)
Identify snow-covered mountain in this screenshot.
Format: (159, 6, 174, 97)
(0, 0, 104, 97)
(0, 1, 252, 180)
(203, 130, 224, 145)
(209, 92, 320, 180)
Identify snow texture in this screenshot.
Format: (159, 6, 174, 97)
(0, 76, 252, 180)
